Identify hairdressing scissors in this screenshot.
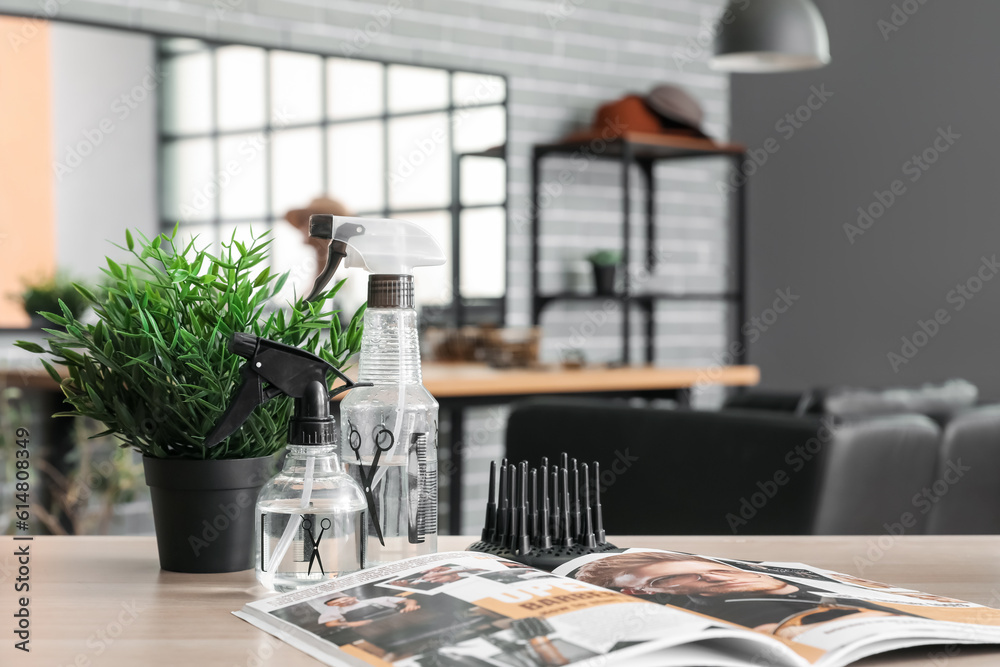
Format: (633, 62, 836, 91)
(303, 517, 331, 575)
(350, 422, 394, 547)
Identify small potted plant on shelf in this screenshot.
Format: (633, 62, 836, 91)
(587, 249, 623, 296)
(17, 274, 92, 329)
(16, 226, 364, 573)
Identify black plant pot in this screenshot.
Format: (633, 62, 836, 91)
(592, 263, 620, 296)
(143, 456, 273, 573)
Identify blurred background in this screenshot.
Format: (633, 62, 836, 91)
(5, 1, 1000, 540)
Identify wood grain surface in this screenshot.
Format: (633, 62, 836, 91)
(2, 535, 999, 666)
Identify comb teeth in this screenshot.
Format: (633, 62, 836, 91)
(473, 452, 609, 559)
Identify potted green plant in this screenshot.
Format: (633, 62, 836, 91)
(587, 249, 623, 296)
(18, 274, 92, 328)
(16, 226, 364, 573)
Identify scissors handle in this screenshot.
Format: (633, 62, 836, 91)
(374, 427, 395, 452)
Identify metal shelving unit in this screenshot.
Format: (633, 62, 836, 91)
(529, 131, 749, 364)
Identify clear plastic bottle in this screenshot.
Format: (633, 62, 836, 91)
(342, 297, 439, 568)
(254, 375, 370, 593)
(257, 444, 368, 592)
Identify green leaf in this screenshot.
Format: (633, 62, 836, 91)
(14, 340, 44, 354)
(38, 310, 68, 326)
(252, 267, 271, 288)
(272, 272, 289, 296)
(40, 359, 63, 385)
(73, 283, 100, 305)
(107, 258, 124, 279)
(85, 384, 105, 412)
(126, 229, 135, 251)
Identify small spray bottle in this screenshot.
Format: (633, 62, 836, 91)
(204, 334, 369, 592)
(306, 214, 444, 567)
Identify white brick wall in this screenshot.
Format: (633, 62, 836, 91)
(14, 0, 733, 532)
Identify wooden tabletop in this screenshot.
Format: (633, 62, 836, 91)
(2, 363, 760, 399)
(3, 535, 999, 666)
(417, 362, 760, 398)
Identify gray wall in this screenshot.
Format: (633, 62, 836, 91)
(732, 0, 1000, 400)
(50, 23, 158, 279)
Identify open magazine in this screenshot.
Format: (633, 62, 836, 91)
(234, 548, 1000, 667)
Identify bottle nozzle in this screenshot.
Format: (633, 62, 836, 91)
(309, 214, 334, 239)
(289, 380, 336, 446)
(229, 332, 258, 359)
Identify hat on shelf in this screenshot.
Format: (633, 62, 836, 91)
(644, 84, 707, 138)
(565, 84, 710, 142)
(593, 94, 664, 136)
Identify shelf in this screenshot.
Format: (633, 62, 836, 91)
(529, 131, 747, 366)
(535, 292, 741, 310)
(457, 145, 506, 159)
(535, 131, 744, 161)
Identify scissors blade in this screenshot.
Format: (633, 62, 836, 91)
(367, 445, 390, 546)
(309, 546, 324, 576)
(366, 484, 385, 546)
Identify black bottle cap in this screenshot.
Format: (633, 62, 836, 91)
(288, 380, 336, 446)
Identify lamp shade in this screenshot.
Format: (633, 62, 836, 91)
(711, 0, 830, 73)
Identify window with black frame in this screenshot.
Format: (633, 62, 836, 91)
(157, 38, 507, 318)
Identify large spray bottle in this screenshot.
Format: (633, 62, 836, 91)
(306, 213, 445, 567)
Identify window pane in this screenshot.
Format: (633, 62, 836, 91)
(270, 51, 322, 124)
(217, 46, 266, 131)
(162, 139, 215, 222)
(460, 207, 505, 298)
(454, 105, 505, 153)
(388, 113, 449, 209)
(328, 58, 383, 119)
(271, 128, 323, 217)
(387, 64, 448, 114)
(460, 156, 505, 207)
(453, 72, 505, 106)
(403, 210, 452, 306)
(328, 121, 384, 213)
(218, 134, 267, 219)
(162, 52, 212, 134)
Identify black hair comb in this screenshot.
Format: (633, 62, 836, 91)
(468, 453, 617, 570)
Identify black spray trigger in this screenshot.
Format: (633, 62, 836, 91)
(204, 334, 365, 448)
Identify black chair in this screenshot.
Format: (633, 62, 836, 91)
(505, 399, 829, 535)
(723, 388, 824, 416)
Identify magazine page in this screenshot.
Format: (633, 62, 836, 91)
(234, 551, 804, 667)
(555, 548, 1000, 667)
